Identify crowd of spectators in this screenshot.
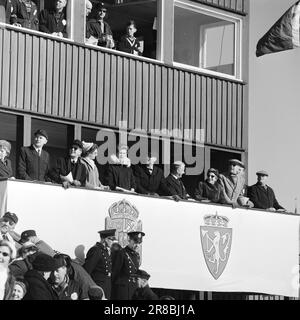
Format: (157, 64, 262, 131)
(0, 127, 286, 212)
(2, 0, 145, 56)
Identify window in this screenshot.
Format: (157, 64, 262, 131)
(173, 1, 241, 78)
(86, 0, 158, 59)
(31, 118, 73, 167)
(210, 149, 242, 174)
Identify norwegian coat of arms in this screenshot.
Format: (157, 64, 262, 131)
(105, 199, 143, 248)
(200, 213, 232, 280)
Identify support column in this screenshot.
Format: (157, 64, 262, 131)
(0, 2, 6, 23)
(67, 0, 85, 42)
(157, 0, 174, 64)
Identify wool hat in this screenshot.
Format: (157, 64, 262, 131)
(32, 253, 58, 272)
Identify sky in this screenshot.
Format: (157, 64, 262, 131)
(248, 0, 300, 212)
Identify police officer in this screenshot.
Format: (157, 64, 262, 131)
(111, 231, 145, 300)
(83, 229, 116, 300)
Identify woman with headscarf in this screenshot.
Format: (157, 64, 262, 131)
(0, 140, 14, 179)
(81, 142, 108, 190)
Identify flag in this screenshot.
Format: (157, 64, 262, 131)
(256, 1, 300, 57)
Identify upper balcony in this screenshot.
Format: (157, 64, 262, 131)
(0, 0, 249, 151)
(0, 178, 298, 299)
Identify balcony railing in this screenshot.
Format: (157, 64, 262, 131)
(0, 178, 298, 299)
(0, 24, 246, 150)
(194, 0, 246, 15)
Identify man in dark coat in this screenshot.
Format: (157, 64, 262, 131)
(11, 0, 39, 30)
(49, 140, 87, 188)
(111, 231, 145, 300)
(248, 171, 286, 212)
(131, 269, 158, 300)
(86, 2, 114, 48)
(23, 253, 58, 300)
(0, 0, 14, 24)
(165, 161, 189, 201)
(133, 154, 168, 196)
(83, 229, 116, 300)
(18, 129, 51, 182)
(39, 0, 68, 38)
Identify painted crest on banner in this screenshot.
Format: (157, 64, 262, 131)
(105, 199, 142, 248)
(200, 213, 232, 280)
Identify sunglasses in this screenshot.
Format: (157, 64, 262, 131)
(2, 218, 14, 226)
(0, 251, 10, 257)
(100, 9, 107, 13)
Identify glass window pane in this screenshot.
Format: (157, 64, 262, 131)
(174, 6, 236, 76)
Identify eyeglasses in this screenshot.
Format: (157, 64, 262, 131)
(2, 218, 14, 226)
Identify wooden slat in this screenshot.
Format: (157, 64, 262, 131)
(64, 43, 72, 118)
(2, 29, 10, 106)
(141, 62, 149, 131)
(51, 40, 60, 116)
(9, 31, 18, 108)
(83, 49, 91, 122)
(89, 50, 97, 123)
(45, 39, 53, 114)
(116, 56, 123, 125)
(38, 37, 47, 114)
(58, 42, 66, 118)
(70, 46, 79, 119)
(109, 54, 117, 127)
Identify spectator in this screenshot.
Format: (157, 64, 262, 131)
(19, 230, 56, 257)
(10, 279, 28, 300)
(49, 140, 87, 189)
(218, 159, 254, 208)
(0, 140, 13, 179)
(107, 145, 136, 193)
(83, 229, 116, 300)
(9, 241, 38, 277)
(86, 2, 114, 48)
(85, 0, 92, 17)
(248, 170, 286, 212)
(49, 254, 84, 300)
(0, 0, 14, 24)
(11, 0, 39, 31)
(57, 253, 97, 300)
(39, 0, 68, 38)
(81, 141, 107, 190)
(0, 240, 16, 300)
(118, 20, 143, 56)
(23, 253, 58, 300)
(194, 168, 224, 203)
(18, 129, 51, 182)
(133, 153, 168, 196)
(131, 269, 158, 300)
(165, 161, 190, 201)
(88, 285, 106, 300)
(0, 212, 19, 250)
(111, 231, 145, 300)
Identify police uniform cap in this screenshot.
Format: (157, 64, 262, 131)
(98, 229, 116, 239)
(131, 269, 150, 280)
(2, 212, 18, 224)
(128, 231, 145, 243)
(256, 170, 269, 177)
(228, 159, 245, 168)
(34, 129, 48, 140)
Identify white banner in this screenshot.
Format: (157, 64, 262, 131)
(2, 180, 299, 297)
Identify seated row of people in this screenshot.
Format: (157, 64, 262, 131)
(3, 0, 144, 57)
(0, 130, 286, 211)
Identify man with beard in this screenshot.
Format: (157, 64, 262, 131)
(83, 229, 116, 300)
(111, 231, 145, 300)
